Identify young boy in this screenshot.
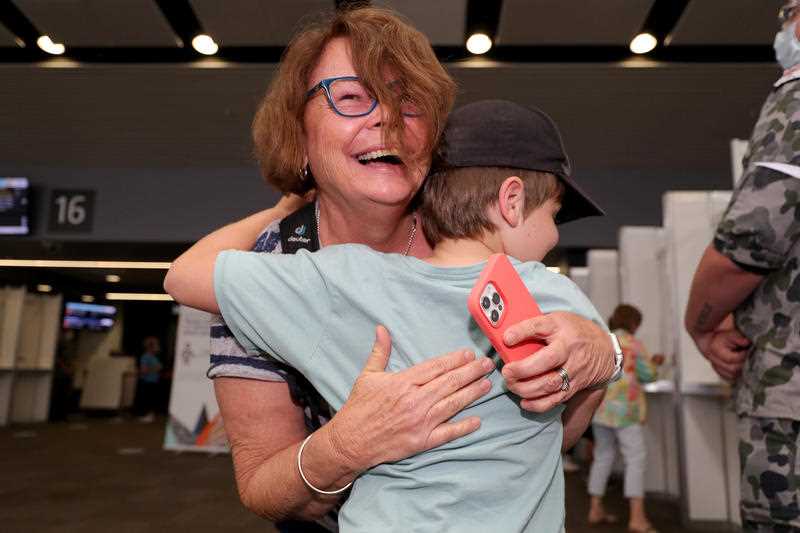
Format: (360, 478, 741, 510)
(168, 100, 606, 532)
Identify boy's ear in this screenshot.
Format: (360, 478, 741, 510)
(497, 176, 525, 227)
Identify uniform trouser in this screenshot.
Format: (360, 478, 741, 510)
(739, 415, 800, 532)
(587, 423, 646, 499)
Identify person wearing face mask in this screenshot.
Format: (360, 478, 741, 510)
(685, 2, 800, 531)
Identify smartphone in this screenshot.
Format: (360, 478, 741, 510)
(467, 254, 545, 364)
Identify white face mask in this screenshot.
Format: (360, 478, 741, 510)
(774, 21, 800, 70)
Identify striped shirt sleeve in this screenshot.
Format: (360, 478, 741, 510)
(206, 219, 292, 382)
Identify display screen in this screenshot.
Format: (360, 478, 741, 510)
(63, 302, 117, 331)
(0, 177, 29, 235)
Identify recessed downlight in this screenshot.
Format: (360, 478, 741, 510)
(466, 33, 492, 55)
(37, 35, 65, 55)
(191, 34, 219, 55)
(630, 33, 657, 55)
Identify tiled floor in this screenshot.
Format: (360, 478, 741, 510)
(0, 416, 698, 532)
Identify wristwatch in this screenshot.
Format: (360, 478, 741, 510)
(589, 332, 624, 390)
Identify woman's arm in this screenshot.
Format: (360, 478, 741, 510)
(499, 312, 614, 449)
(219, 326, 493, 521)
(500, 311, 615, 412)
(164, 196, 306, 313)
(633, 340, 659, 385)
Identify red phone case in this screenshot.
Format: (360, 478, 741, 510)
(467, 254, 545, 364)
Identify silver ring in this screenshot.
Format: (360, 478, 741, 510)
(557, 367, 570, 392)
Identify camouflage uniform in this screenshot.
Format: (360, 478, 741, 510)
(714, 72, 800, 531)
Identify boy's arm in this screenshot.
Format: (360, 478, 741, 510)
(164, 196, 305, 314)
(561, 388, 605, 451)
(211, 249, 334, 367)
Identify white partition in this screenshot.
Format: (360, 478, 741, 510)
(79, 354, 136, 410)
(15, 293, 61, 370)
(618, 226, 680, 497)
(662, 191, 739, 527)
(0, 287, 25, 368)
(568, 266, 589, 296)
(587, 250, 619, 323)
(663, 191, 731, 387)
(642, 390, 681, 497)
(0, 287, 25, 426)
(72, 319, 123, 391)
(618, 226, 666, 357)
(10, 372, 53, 423)
(0, 289, 63, 425)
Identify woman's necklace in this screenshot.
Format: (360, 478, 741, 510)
(315, 201, 417, 256)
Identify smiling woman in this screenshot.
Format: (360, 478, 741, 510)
(252, 9, 453, 206)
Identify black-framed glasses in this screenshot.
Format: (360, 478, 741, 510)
(305, 76, 420, 117)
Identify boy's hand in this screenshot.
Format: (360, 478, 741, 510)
(274, 192, 314, 216)
(499, 312, 615, 412)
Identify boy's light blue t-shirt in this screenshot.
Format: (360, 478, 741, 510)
(214, 244, 605, 533)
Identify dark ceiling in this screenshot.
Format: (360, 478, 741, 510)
(0, 0, 784, 64)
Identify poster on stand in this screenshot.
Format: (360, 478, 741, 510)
(164, 305, 228, 453)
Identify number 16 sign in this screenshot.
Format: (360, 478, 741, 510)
(48, 190, 95, 233)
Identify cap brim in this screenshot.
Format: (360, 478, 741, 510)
(555, 176, 605, 225)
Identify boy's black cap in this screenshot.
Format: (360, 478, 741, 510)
(440, 99, 604, 224)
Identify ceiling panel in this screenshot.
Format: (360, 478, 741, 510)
(16, 0, 177, 47)
(670, 0, 782, 45)
(191, 0, 331, 46)
(376, 0, 466, 45)
(0, 24, 20, 47)
(498, 0, 654, 45)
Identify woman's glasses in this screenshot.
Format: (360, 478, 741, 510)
(306, 76, 420, 118)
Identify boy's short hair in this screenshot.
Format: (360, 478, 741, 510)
(420, 166, 565, 246)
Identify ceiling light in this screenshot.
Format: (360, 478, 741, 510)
(37, 284, 52, 293)
(81, 295, 95, 303)
(630, 33, 657, 55)
(36, 35, 65, 55)
(191, 34, 219, 55)
(0, 259, 171, 269)
(466, 33, 492, 55)
(105, 274, 121, 283)
(546, 266, 562, 274)
(106, 293, 173, 302)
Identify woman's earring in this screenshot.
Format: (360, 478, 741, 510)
(300, 165, 309, 181)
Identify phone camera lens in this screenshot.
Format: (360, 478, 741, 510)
(481, 296, 490, 309)
(491, 310, 499, 323)
(498, 304, 503, 311)
(492, 293, 501, 305)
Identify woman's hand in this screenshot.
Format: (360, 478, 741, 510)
(499, 311, 615, 412)
(322, 325, 493, 474)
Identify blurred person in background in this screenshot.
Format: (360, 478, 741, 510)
(685, 3, 800, 530)
(137, 336, 163, 423)
(587, 304, 663, 533)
